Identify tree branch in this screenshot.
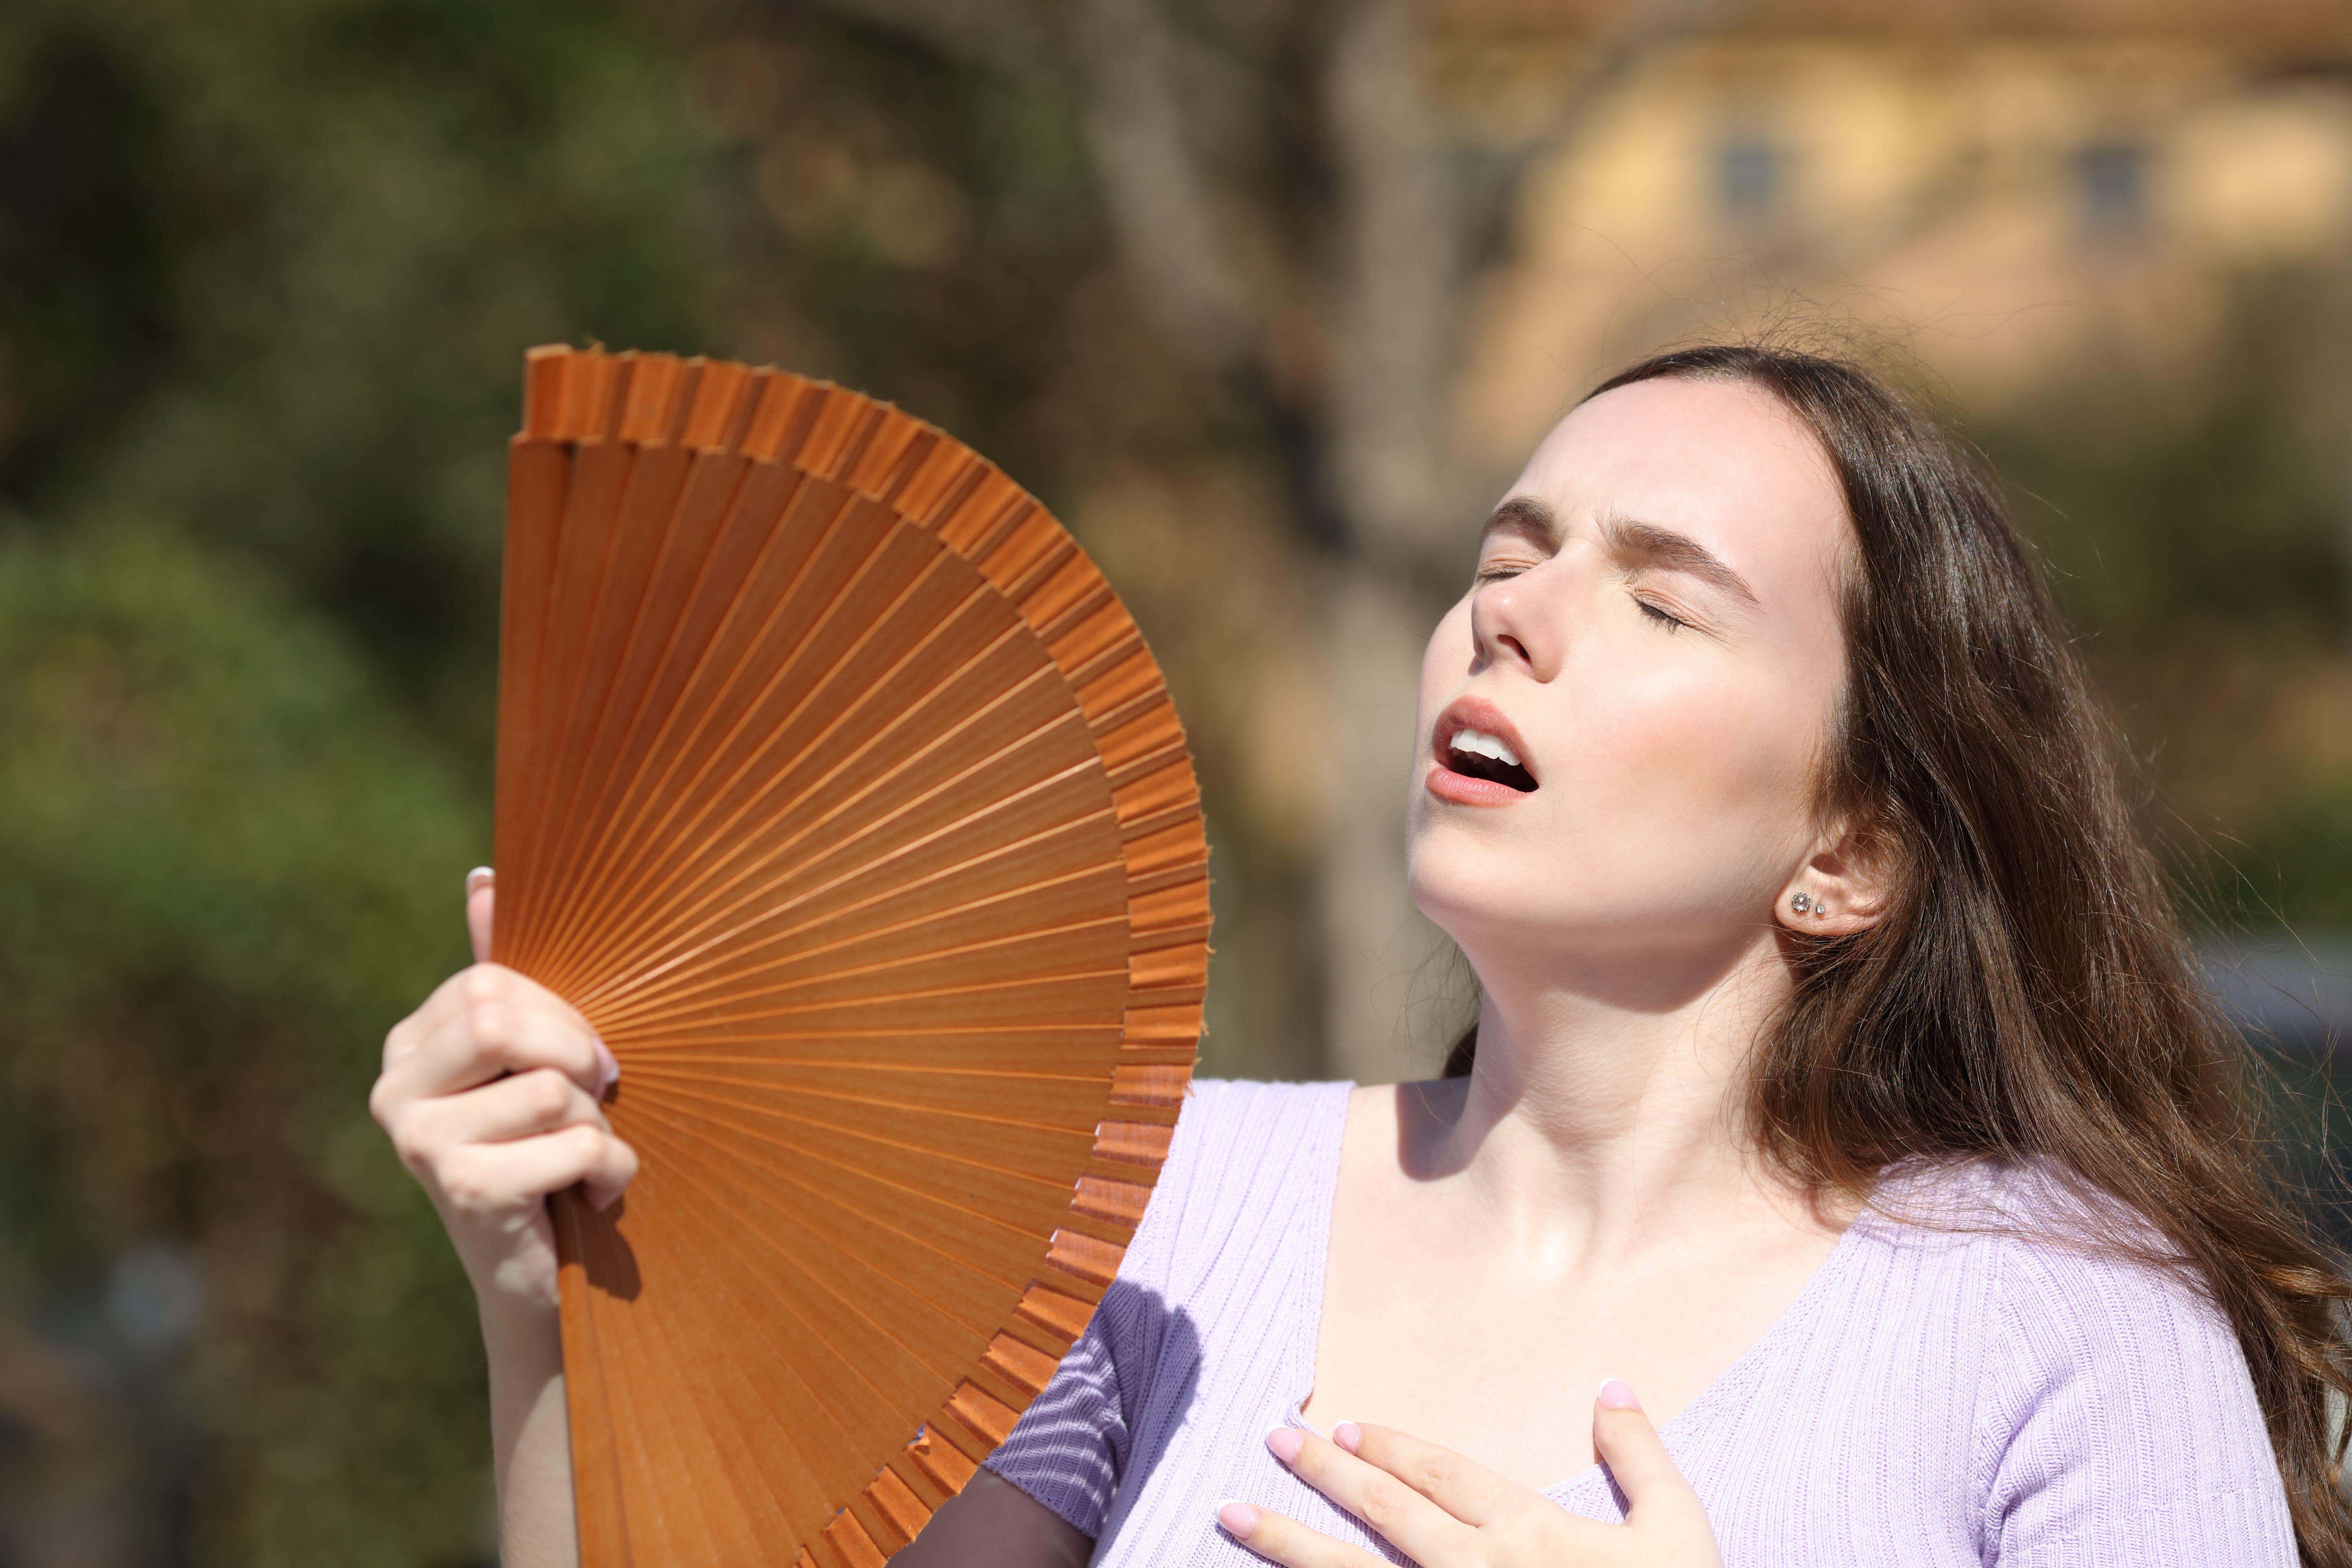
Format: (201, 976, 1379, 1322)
(1324, 0, 1459, 560)
(805, 0, 1060, 87)
(1074, 0, 1260, 372)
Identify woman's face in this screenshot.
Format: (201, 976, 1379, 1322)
(1408, 374, 1855, 967)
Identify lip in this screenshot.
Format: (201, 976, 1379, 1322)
(1428, 695, 1539, 807)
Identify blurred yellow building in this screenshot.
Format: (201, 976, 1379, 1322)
(1433, 1, 2352, 466)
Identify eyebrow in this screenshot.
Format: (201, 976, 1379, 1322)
(1479, 496, 1761, 610)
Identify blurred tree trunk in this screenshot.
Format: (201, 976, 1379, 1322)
(1076, 0, 1735, 1079)
(1075, 0, 1466, 1080)
(790, 0, 1703, 1079)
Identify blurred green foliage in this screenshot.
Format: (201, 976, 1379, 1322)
(0, 0, 722, 1559)
(0, 525, 485, 1561)
(1975, 272, 2352, 935)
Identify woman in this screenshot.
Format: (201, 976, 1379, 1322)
(372, 345, 2351, 1566)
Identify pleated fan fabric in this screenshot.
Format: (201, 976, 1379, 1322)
(490, 346, 1208, 1567)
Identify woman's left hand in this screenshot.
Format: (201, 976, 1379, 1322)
(1219, 1380, 1724, 1568)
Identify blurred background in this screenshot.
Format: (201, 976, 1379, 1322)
(1, 0, 2348, 1559)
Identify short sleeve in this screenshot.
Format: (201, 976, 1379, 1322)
(977, 1081, 1231, 1538)
(976, 1301, 1130, 1537)
(1976, 1193, 2297, 1565)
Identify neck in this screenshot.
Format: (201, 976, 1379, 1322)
(1410, 924, 1817, 1270)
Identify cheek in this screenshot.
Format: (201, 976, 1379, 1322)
(1574, 654, 1826, 873)
(1414, 601, 1474, 731)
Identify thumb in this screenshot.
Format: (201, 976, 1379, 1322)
(1592, 1381, 1700, 1521)
(464, 866, 495, 964)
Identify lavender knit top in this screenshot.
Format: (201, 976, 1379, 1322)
(982, 1078, 2297, 1566)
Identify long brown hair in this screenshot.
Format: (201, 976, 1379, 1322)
(1442, 344, 2352, 1560)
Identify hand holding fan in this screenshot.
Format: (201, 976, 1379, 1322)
(490, 345, 1208, 1566)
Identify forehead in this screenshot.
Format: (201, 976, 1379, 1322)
(1503, 375, 1851, 605)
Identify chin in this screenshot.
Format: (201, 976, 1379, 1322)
(1408, 831, 1584, 948)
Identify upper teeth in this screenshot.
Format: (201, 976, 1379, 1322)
(1450, 727, 1521, 767)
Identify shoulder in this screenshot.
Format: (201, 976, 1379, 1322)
(1964, 1160, 2258, 1404)
(1879, 1156, 2265, 1420)
(1173, 1075, 1355, 1145)
(1875, 1159, 2294, 1557)
(1108, 1076, 1352, 1300)
(1158, 1076, 1355, 1194)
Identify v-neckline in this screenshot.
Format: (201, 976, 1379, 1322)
(1277, 1079, 1878, 1506)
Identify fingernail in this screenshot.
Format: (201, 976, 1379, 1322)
(1265, 1426, 1303, 1463)
(1333, 1421, 1362, 1454)
(594, 1037, 620, 1096)
(465, 866, 495, 894)
(1215, 1500, 1260, 1538)
(1598, 1378, 1640, 1410)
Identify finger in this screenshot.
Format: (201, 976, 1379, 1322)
(385, 967, 609, 1104)
(1592, 1380, 1704, 1525)
(439, 1124, 639, 1214)
(411, 1067, 611, 1151)
(466, 866, 494, 963)
(1214, 1501, 1388, 1568)
(1264, 1425, 1476, 1566)
(383, 960, 498, 1072)
(1334, 1420, 1518, 1529)
(382, 952, 576, 1074)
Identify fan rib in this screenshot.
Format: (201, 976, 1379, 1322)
(607, 1181, 860, 1547)
(597, 967, 1127, 1031)
(540, 486, 913, 977)
(516, 414, 765, 970)
(552, 1192, 635, 1562)
(526, 456, 822, 973)
(584, 521, 962, 894)
(561, 668, 1087, 996)
(520, 443, 750, 970)
(588, 904, 1129, 1039)
(622, 1060, 1151, 1146)
(579, 822, 1123, 1026)
(552, 605, 1069, 989)
(607, 1241, 795, 1558)
(492, 439, 571, 927)
(626, 1112, 1031, 1363)
(536, 474, 880, 976)
(617, 1124, 982, 1421)
(546, 535, 1032, 970)
(607, 1055, 1120, 1081)
(575, 765, 1118, 1020)
(621, 1072, 1105, 1241)
(504, 433, 639, 960)
(617, 1074, 1097, 1224)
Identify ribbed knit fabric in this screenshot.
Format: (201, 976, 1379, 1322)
(983, 1078, 2298, 1566)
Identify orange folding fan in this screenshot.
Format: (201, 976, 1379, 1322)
(490, 345, 1207, 1566)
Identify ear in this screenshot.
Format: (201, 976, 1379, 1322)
(1778, 811, 1899, 936)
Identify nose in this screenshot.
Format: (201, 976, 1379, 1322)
(1469, 565, 1563, 681)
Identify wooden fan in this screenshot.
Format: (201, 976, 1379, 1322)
(490, 345, 1208, 1566)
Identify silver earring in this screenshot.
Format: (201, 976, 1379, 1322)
(1790, 893, 1811, 913)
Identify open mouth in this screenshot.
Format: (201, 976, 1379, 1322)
(1445, 729, 1537, 792)
(1434, 703, 1539, 795)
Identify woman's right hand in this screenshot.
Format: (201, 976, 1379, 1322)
(370, 867, 637, 1325)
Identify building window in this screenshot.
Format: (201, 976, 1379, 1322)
(2074, 138, 2152, 240)
(1714, 133, 1784, 223)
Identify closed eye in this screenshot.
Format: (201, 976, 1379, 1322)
(1636, 599, 1688, 633)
